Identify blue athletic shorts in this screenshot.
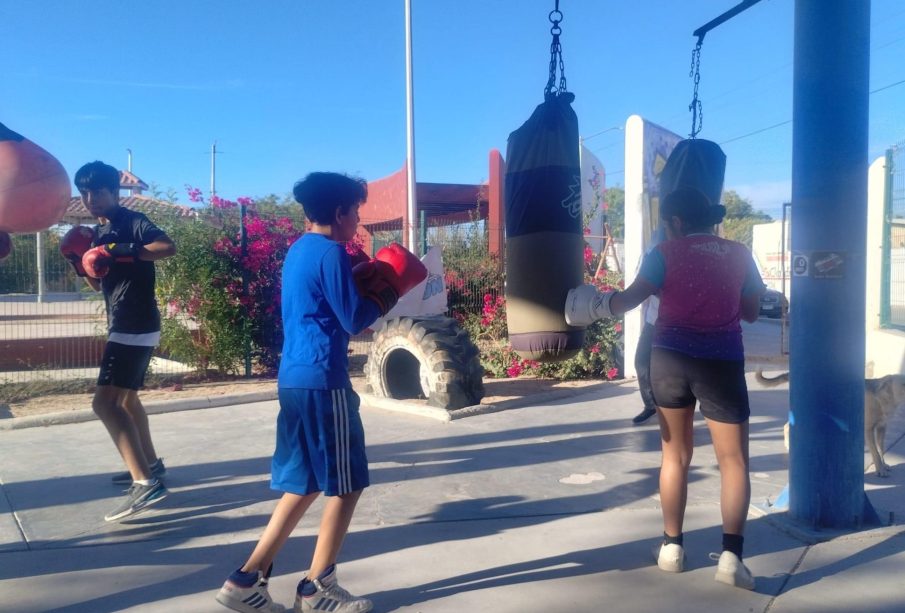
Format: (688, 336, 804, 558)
(271, 388, 370, 496)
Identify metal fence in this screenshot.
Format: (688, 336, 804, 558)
(883, 144, 905, 329)
(0, 214, 507, 395)
(1, 227, 110, 390)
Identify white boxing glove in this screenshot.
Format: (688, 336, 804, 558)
(564, 284, 617, 327)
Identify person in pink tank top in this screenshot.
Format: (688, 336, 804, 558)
(565, 186, 766, 589)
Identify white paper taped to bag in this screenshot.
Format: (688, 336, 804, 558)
(372, 246, 447, 327)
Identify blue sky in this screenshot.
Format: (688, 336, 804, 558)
(3, 1, 904, 220)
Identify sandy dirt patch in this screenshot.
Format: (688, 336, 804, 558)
(2, 376, 610, 420)
(2, 379, 278, 419)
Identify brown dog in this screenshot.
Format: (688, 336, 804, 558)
(756, 369, 905, 477)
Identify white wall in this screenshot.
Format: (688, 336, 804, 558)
(751, 220, 790, 297)
(622, 115, 645, 377)
(865, 156, 905, 377)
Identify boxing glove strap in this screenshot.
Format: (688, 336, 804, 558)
(104, 242, 139, 261)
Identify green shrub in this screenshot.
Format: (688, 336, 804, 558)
(155, 196, 303, 375)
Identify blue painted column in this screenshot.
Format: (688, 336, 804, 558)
(790, 0, 871, 529)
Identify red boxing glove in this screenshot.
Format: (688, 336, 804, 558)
(352, 260, 399, 315)
(81, 243, 138, 279)
(374, 243, 428, 298)
(60, 225, 96, 277)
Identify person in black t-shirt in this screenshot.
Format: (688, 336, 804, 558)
(74, 161, 176, 522)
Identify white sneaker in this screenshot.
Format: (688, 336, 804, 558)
(712, 551, 755, 590)
(295, 567, 372, 613)
(216, 566, 286, 613)
(653, 542, 685, 572)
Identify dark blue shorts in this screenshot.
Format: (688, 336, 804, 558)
(97, 342, 153, 390)
(271, 388, 370, 496)
(650, 347, 750, 424)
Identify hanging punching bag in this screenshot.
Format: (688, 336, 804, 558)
(504, 91, 584, 362)
(0, 122, 71, 233)
(659, 138, 726, 209)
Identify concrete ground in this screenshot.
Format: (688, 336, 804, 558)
(1, 319, 904, 613)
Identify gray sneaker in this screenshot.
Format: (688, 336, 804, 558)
(216, 564, 286, 613)
(111, 458, 166, 484)
(104, 480, 168, 522)
(295, 567, 372, 613)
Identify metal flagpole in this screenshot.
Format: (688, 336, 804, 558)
(210, 142, 217, 200)
(404, 0, 418, 254)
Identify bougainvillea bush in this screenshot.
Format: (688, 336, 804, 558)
(461, 268, 624, 381)
(156, 188, 624, 382)
(155, 190, 303, 374)
(435, 216, 505, 321)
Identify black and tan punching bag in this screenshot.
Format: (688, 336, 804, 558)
(659, 139, 726, 208)
(504, 92, 584, 362)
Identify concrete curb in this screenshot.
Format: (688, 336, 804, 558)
(1, 357, 789, 431)
(0, 390, 279, 431)
(757, 508, 904, 545)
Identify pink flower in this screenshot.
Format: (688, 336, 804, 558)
(344, 236, 366, 255)
(614, 322, 622, 333)
(185, 185, 204, 203)
(596, 281, 614, 292)
(507, 364, 522, 378)
(246, 218, 267, 236)
(211, 195, 237, 209)
(589, 343, 600, 354)
(607, 367, 619, 380)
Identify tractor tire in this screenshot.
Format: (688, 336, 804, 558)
(364, 316, 484, 410)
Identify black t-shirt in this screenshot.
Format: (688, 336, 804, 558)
(93, 207, 167, 334)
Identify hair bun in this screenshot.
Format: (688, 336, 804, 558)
(709, 204, 727, 225)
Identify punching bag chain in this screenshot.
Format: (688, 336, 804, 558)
(688, 37, 704, 138)
(544, 0, 568, 97)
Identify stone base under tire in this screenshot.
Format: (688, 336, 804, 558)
(364, 316, 484, 411)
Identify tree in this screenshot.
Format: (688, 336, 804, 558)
(149, 183, 181, 203)
(605, 186, 625, 239)
(720, 190, 771, 249)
